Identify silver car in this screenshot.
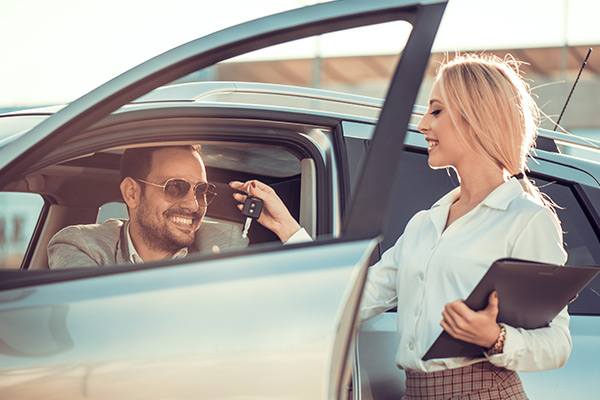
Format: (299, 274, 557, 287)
(1, 0, 599, 398)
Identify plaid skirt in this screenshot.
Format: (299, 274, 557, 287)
(403, 362, 528, 400)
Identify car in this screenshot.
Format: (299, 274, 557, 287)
(0, 0, 599, 398)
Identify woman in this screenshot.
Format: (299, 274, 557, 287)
(231, 53, 571, 399)
(359, 54, 570, 399)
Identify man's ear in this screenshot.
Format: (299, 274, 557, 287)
(120, 177, 140, 209)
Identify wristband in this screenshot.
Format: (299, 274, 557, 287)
(488, 325, 506, 355)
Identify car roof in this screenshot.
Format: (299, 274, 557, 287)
(3, 79, 600, 184)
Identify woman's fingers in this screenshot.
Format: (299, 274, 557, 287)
(232, 191, 247, 204)
(228, 180, 247, 192)
(442, 301, 469, 336)
(441, 296, 501, 348)
(229, 179, 301, 242)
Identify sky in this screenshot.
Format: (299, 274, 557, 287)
(1, 0, 600, 107)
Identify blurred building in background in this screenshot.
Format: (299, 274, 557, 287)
(209, 45, 600, 138)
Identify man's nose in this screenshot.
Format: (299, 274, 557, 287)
(178, 190, 200, 212)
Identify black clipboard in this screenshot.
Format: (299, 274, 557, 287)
(422, 258, 599, 361)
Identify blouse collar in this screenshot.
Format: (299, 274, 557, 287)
(431, 177, 524, 212)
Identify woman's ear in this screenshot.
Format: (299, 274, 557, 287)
(120, 177, 140, 209)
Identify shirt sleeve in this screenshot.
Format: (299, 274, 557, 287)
(285, 226, 399, 322)
(283, 227, 313, 244)
(359, 237, 401, 322)
(487, 207, 572, 371)
(47, 226, 101, 269)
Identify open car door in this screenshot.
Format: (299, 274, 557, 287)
(0, 1, 446, 398)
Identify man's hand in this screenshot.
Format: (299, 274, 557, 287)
(229, 180, 301, 242)
(441, 291, 501, 348)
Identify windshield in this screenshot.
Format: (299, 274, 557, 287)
(0, 115, 51, 148)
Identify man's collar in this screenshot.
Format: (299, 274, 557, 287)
(126, 223, 188, 264)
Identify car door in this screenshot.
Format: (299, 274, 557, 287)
(0, 1, 447, 398)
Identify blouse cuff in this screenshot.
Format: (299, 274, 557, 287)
(284, 227, 312, 244)
(486, 323, 524, 366)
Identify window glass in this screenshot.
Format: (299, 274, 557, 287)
(0, 192, 44, 269)
(381, 149, 459, 253)
(541, 180, 600, 315)
(536, 179, 600, 266)
(174, 21, 412, 100)
(0, 115, 49, 145)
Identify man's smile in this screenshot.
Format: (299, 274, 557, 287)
(165, 210, 202, 233)
(169, 215, 195, 226)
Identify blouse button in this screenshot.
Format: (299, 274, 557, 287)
(409, 342, 415, 350)
(418, 273, 425, 281)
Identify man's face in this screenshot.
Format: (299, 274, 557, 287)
(131, 148, 208, 253)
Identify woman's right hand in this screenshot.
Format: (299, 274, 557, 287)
(441, 291, 501, 349)
(229, 180, 301, 243)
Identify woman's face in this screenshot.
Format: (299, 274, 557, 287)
(418, 81, 470, 170)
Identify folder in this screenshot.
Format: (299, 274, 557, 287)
(422, 258, 599, 361)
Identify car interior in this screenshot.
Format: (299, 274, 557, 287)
(1, 112, 333, 271)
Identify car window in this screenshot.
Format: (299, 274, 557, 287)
(0, 115, 50, 145)
(0, 192, 44, 269)
(538, 179, 600, 266)
(371, 148, 459, 255)
(540, 180, 600, 315)
(175, 20, 411, 103)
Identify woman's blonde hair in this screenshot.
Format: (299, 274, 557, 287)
(436, 53, 554, 210)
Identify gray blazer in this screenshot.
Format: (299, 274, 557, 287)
(47, 218, 248, 269)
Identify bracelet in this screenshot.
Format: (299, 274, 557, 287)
(488, 325, 506, 355)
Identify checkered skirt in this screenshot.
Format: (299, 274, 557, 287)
(403, 362, 528, 400)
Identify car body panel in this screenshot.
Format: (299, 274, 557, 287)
(0, 238, 375, 399)
(519, 315, 600, 399)
(356, 313, 600, 400)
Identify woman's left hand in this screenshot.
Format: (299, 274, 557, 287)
(441, 291, 501, 348)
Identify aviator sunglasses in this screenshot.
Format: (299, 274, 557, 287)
(134, 178, 217, 206)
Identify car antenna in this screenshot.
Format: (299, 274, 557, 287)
(554, 47, 592, 131)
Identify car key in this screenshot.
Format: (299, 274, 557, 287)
(241, 196, 264, 238)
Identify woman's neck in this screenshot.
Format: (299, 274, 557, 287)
(454, 161, 505, 207)
(444, 164, 505, 231)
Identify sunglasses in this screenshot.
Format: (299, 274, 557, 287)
(135, 178, 217, 206)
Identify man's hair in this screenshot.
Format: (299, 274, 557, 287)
(120, 145, 203, 182)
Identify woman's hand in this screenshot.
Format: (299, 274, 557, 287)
(441, 291, 501, 348)
(229, 180, 301, 243)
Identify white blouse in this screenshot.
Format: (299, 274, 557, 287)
(359, 178, 571, 372)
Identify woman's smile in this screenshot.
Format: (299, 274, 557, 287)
(426, 137, 439, 152)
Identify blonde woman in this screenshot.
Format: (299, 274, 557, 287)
(231, 53, 571, 399)
(359, 54, 570, 399)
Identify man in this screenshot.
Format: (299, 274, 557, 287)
(48, 144, 309, 269)
(48, 145, 248, 268)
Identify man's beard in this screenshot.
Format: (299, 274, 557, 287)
(134, 198, 202, 254)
